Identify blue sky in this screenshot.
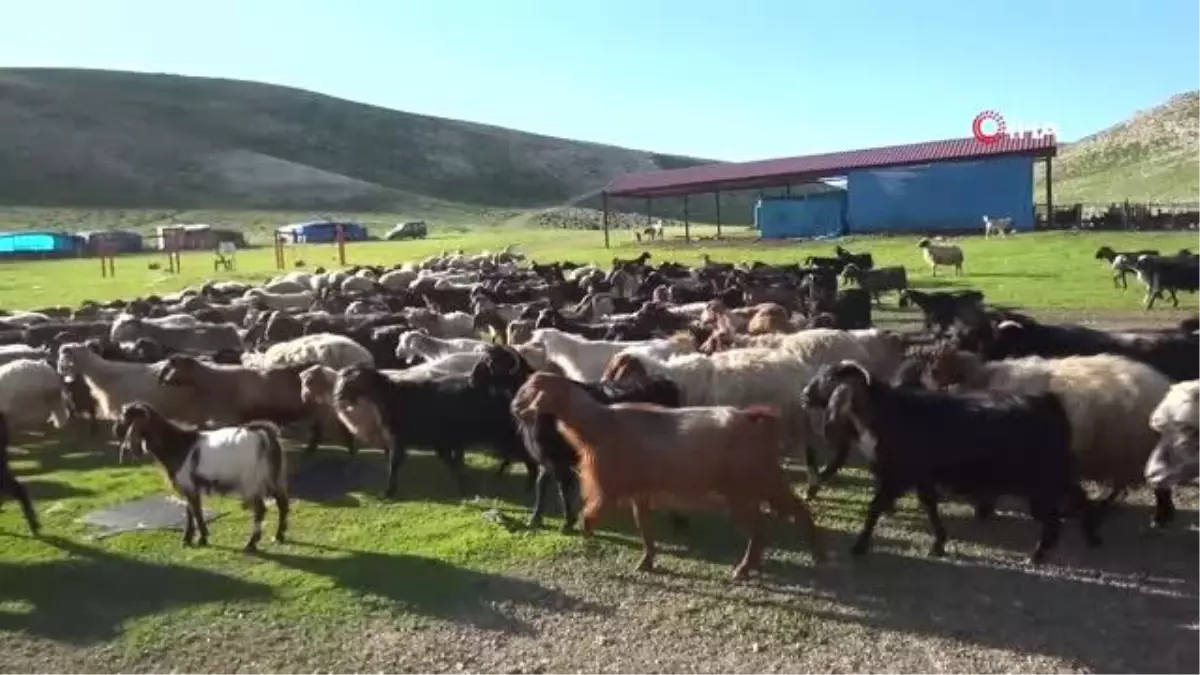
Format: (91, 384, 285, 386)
(3, 0, 1197, 161)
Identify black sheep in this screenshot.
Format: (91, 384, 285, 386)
(0, 413, 39, 535)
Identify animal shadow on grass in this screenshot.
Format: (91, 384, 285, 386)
(10, 433, 117, 476)
(259, 541, 609, 634)
(288, 447, 536, 510)
(0, 535, 274, 644)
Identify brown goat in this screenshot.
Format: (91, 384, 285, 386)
(511, 372, 825, 580)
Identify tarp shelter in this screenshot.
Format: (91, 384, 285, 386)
(276, 221, 369, 244)
(0, 231, 80, 258)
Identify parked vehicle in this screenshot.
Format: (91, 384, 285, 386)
(386, 221, 428, 240)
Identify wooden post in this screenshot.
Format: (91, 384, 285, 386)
(99, 242, 115, 278)
(715, 190, 722, 239)
(275, 232, 286, 269)
(1122, 199, 1130, 230)
(1044, 157, 1053, 230)
(786, 184, 792, 198)
(646, 197, 652, 230)
(683, 194, 690, 243)
(602, 192, 610, 249)
(336, 224, 347, 266)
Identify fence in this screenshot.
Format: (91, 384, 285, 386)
(1034, 201, 1200, 231)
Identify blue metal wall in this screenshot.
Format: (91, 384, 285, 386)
(846, 155, 1034, 233)
(756, 193, 847, 239)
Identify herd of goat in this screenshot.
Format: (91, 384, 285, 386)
(0, 239, 1195, 579)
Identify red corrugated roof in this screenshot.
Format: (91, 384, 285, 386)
(604, 135, 1057, 198)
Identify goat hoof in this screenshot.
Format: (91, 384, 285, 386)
(1025, 553, 1046, 566)
(804, 485, 821, 500)
(850, 542, 869, 557)
(927, 545, 947, 558)
(197, 538, 209, 547)
(243, 544, 258, 554)
(274, 534, 287, 544)
(635, 558, 654, 573)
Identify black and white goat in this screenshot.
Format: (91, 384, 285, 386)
(1095, 246, 1159, 289)
(1134, 253, 1199, 310)
(115, 402, 289, 552)
(0, 413, 38, 535)
(800, 361, 1101, 564)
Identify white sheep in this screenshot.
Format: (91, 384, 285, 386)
(242, 333, 374, 370)
(395, 330, 489, 362)
(242, 288, 315, 312)
(1145, 380, 1199, 489)
(379, 269, 417, 292)
(917, 238, 964, 276)
(2, 311, 51, 327)
(526, 328, 694, 382)
(0, 344, 49, 367)
(339, 275, 377, 294)
(603, 348, 819, 463)
(0, 359, 69, 431)
(113, 312, 197, 328)
(933, 351, 1173, 523)
(262, 280, 308, 294)
(54, 343, 202, 424)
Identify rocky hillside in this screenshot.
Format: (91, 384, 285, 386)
(1036, 91, 1199, 204)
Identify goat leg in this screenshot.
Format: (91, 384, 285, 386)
(1066, 483, 1102, 547)
(1026, 494, 1063, 565)
(528, 466, 554, 530)
(273, 489, 290, 543)
(630, 499, 656, 573)
(304, 419, 323, 455)
(852, 484, 901, 556)
(0, 470, 38, 536)
(186, 493, 209, 546)
(384, 443, 407, 499)
(731, 504, 765, 581)
(181, 499, 196, 546)
(557, 469, 581, 533)
(1151, 487, 1176, 528)
(916, 484, 947, 557)
(340, 422, 357, 458)
(245, 497, 267, 553)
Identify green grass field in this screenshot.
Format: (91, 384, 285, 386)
(0, 223, 1196, 672)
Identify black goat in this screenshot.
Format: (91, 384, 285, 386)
(0, 413, 38, 535)
(842, 264, 908, 305)
(469, 345, 683, 531)
(1134, 254, 1199, 310)
(898, 289, 985, 335)
(332, 364, 538, 499)
(834, 246, 874, 274)
(978, 315, 1198, 382)
(800, 361, 1101, 563)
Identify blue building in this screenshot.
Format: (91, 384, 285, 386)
(602, 135, 1057, 244)
(0, 231, 82, 258)
(277, 221, 369, 244)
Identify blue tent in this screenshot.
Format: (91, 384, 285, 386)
(0, 231, 81, 257)
(277, 221, 369, 243)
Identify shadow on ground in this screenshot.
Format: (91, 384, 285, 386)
(0, 535, 274, 644)
(258, 541, 608, 634)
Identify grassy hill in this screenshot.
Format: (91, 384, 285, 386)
(1035, 91, 1199, 204)
(0, 68, 719, 213)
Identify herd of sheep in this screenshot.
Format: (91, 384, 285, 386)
(0, 240, 1195, 580)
